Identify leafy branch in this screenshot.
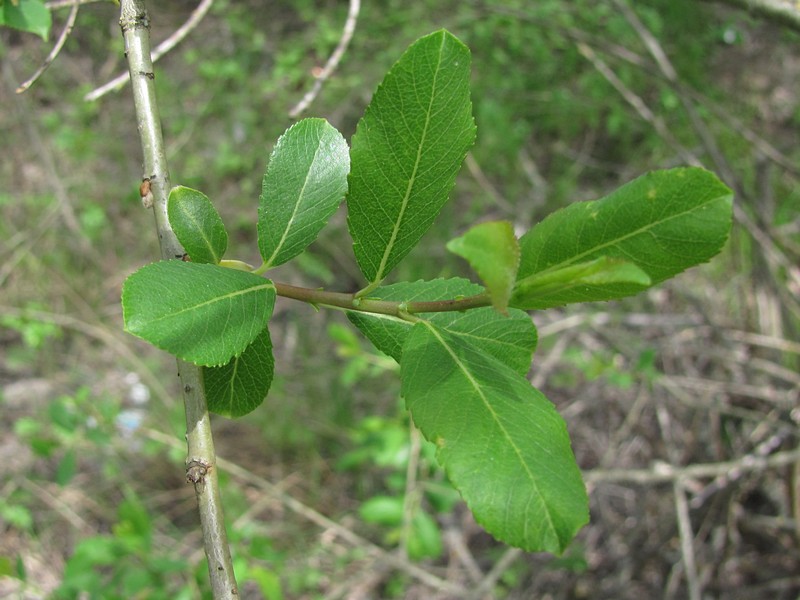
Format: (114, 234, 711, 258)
(118, 1, 238, 597)
(121, 29, 732, 559)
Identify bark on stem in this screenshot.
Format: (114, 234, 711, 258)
(274, 281, 492, 317)
(119, 2, 238, 597)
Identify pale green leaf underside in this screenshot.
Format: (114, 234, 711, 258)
(401, 322, 588, 553)
(347, 278, 537, 375)
(258, 118, 350, 269)
(513, 256, 651, 307)
(513, 167, 732, 309)
(203, 326, 274, 418)
(122, 261, 275, 366)
(168, 186, 228, 264)
(447, 220, 520, 312)
(347, 30, 476, 286)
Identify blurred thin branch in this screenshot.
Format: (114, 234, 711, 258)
(584, 446, 800, 485)
(673, 482, 701, 600)
(698, 0, 800, 32)
(484, 1, 800, 177)
(0, 305, 173, 418)
(46, 0, 104, 7)
(2, 60, 98, 262)
(17, 0, 80, 93)
(19, 479, 92, 534)
(464, 153, 514, 214)
(574, 41, 701, 167)
(289, 0, 360, 118)
(400, 423, 423, 560)
(466, 547, 522, 600)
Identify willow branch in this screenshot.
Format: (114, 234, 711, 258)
(88, 0, 214, 102)
(119, 2, 237, 597)
(274, 281, 491, 317)
(141, 427, 467, 596)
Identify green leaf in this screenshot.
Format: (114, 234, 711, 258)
(258, 118, 349, 269)
(447, 221, 519, 313)
(167, 186, 228, 264)
(513, 256, 651, 307)
(0, 504, 33, 532)
(203, 326, 274, 418)
(122, 261, 275, 366)
(246, 566, 283, 600)
(1, 0, 51, 40)
(513, 168, 733, 309)
(56, 449, 77, 486)
(407, 510, 444, 560)
(401, 322, 588, 554)
(359, 495, 404, 526)
(0, 556, 14, 579)
(347, 278, 537, 375)
(347, 30, 476, 288)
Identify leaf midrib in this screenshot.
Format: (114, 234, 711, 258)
(355, 309, 532, 363)
(225, 356, 241, 414)
(180, 204, 223, 263)
(263, 136, 326, 269)
(524, 190, 729, 279)
(420, 321, 556, 539)
(371, 35, 447, 286)
(138, 282, 275, 326)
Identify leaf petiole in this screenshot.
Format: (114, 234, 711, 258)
(354, 280, 381, 299)
(219, 259, 256, 272)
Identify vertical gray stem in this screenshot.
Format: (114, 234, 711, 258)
(119, 2, 238, 597)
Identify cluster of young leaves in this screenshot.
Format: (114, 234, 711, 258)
(122, 30, 733, 554)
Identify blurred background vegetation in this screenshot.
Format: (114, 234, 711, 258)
(1, 0, 798, 598)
